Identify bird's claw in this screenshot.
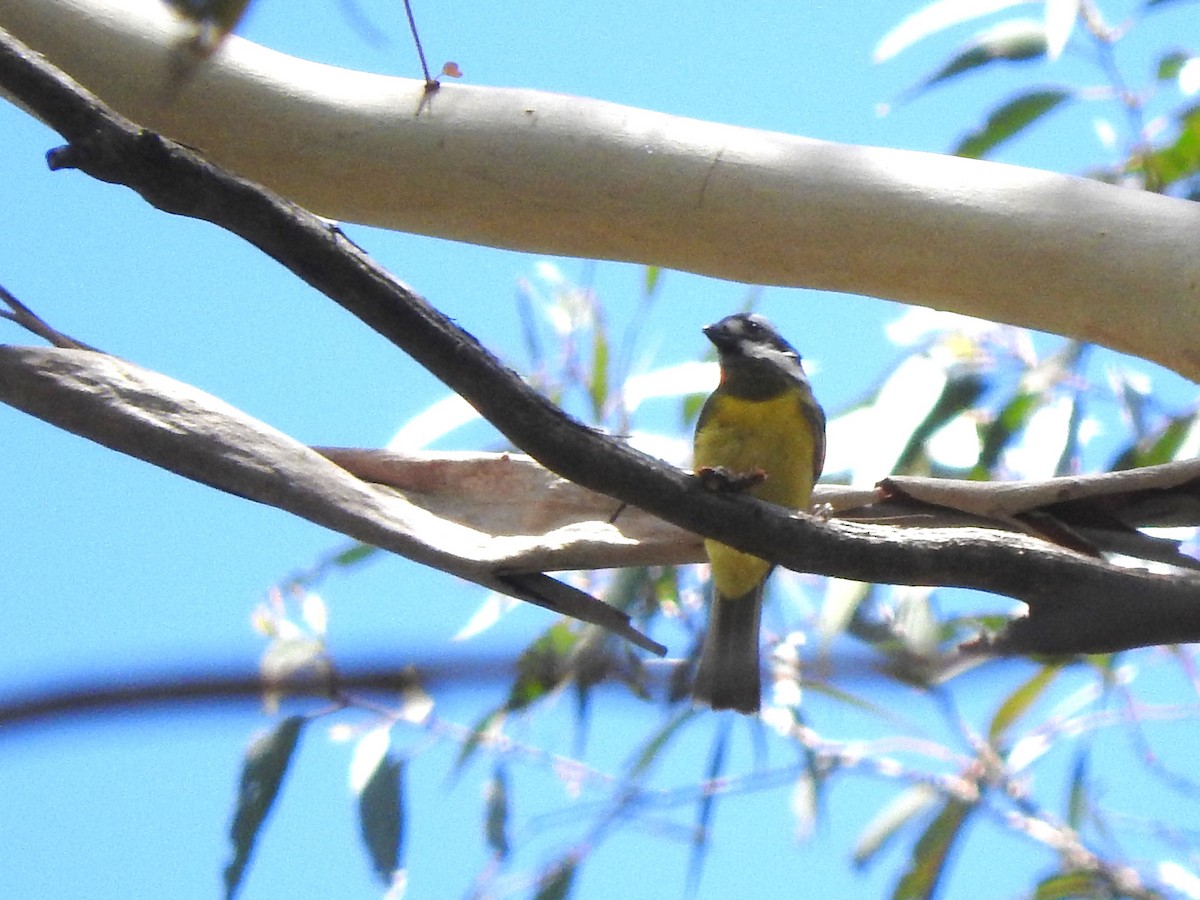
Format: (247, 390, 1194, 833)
(695, 465, 768, 493)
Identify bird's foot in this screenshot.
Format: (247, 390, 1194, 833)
(695, 465, 767, 493)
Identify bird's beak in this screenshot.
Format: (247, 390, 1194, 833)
(703, 321, 735, 351)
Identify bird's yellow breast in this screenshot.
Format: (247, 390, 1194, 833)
(694, 391, 817, 508)
(693, 390, 818, 597)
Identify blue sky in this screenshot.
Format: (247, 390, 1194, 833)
(4, 1, 1200, 898)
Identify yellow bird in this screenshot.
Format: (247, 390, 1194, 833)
(692, 313, 826, 713)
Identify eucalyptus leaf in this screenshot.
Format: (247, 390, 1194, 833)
(891, 798, 973, 900)
(894, 19, 1046, 105)
(987, 664, 1061, 747)
(223, 716, 306, 900)
(875, 0, 1034, 62)
(954, 89, 1072, 158)
(535, 858, 578, 900)
(357, 753, 405, 885)
(853, 784, 940, 868)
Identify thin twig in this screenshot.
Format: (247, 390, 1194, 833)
(0, 283, 98, 351)
(401, 0, 435, 88)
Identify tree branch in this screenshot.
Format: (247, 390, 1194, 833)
(3, 23, 1200, 657)
(0, 345, 666, 654)
(0, 662, 511, 733)
(3, 1, 1200, 380)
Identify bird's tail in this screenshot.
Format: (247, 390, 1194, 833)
(692, 583, 764, 714)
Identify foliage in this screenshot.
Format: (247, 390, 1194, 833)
(223, 715, 306, 899)
(878, 0, 1200, 196)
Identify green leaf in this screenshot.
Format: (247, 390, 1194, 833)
(357, 752, 405, 885)
(954, 89, 1072, 159)
(975, 391, 1039, 475)
(987, 664, 1061, 747)
(605, 565, 654, 614)
(896, 19, 1047, 104)
(589, 316, 610, 420)
(628, 706, 698, 779)
(1139, 103, 1200, 191)
(896, 587, 939, 658)
(1033, 870, 1108, 899)
(505, 622, 581, 711)
(737, 285, 763, 317)
(1111, 411, 1198, 469)
(1054, 389, 1083, 477)
(850, 354, 951, 478)
(653, 565, 681, 608)
(853, 784, 940, 868)
(803, 679, 922, 732)
(535, 858, 578, 900)
(223, 716, 306, 900)
(681, 390, 708, 427)
(1156, 50, 1193, 81)
(895, 368, 989, 475)
(572, 671, 595, 750)
(892, 797, 974, 900)
(642, 265, 662, 297)
(484, 765, 511, 859)
(817, 579, 873, 646)
(333, 542, 378, 568)
(454, 709, 505, 775)
(516, 278, 544, 370)
(874, 0, 1034, 63)
(972, 335, 1084, 477)
(1111, 367, 1153, 447)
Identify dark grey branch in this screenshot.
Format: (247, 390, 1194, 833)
(3, 25, 1200, 656)
(0, 662, 507, 733)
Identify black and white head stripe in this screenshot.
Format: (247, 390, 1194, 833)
(704, 313, 802, 365)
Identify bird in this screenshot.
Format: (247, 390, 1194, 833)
(691, 313, 826, 713)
